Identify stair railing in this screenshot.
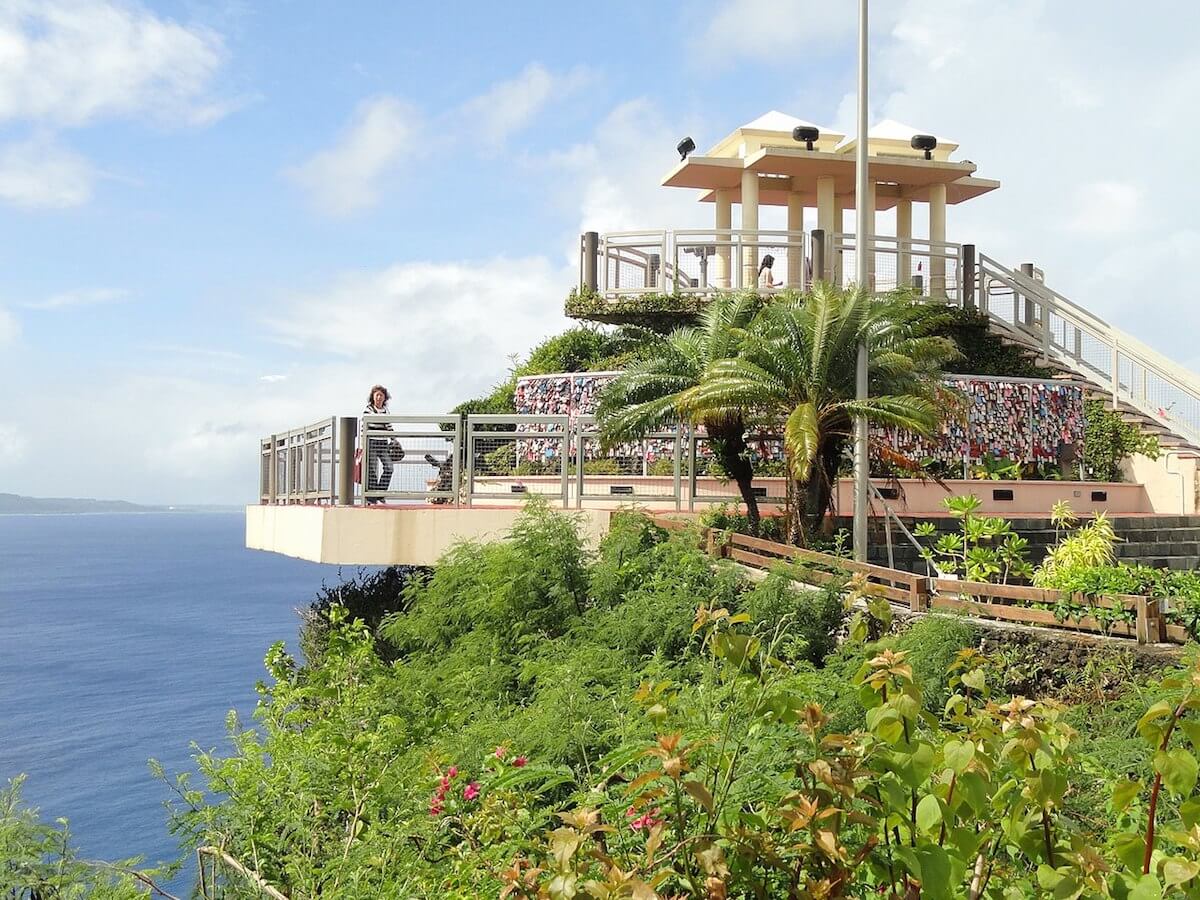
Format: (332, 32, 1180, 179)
(976, 254, 1200, 448)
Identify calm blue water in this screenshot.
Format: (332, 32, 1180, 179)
(0, 513, 352, 881)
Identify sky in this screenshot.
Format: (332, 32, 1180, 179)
(0, 0, 1198, 505)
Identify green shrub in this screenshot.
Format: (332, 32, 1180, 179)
(299, 565, 428, 665)
(1083, 399, 1161, 482)
(743, 565, 845, 666)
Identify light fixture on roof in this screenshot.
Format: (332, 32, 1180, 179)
(792, 126, 819, 150)
(911, 134, 938, 160)
(676, 137, 696, 160)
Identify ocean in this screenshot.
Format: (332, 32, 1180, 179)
(0, 512, 354, 885)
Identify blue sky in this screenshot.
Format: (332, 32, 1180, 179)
(1, 0, 1198, 504)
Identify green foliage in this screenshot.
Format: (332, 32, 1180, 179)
(939, 306, 1054, 378)
(914, 493, 1033, 583)
(299, 565, 428, 665)
(0, 776, 161, 897)
(742, 564, 846, 666)
(1084, 399, 1162, 482)
(1036, 511, 1118, 586)
(565, 286, 705, 325)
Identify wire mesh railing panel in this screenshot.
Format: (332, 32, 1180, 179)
(687, 430, 788, 508)
(467, 415, 569, 505)
(575, 417, 681, 504)
(743, 237, 807, 291)
(601, 233, 668, 294)
(672, 234, 740, 292)
(360, 416, 461, 504)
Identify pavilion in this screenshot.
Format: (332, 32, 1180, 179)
(659, 111, 1000, 293)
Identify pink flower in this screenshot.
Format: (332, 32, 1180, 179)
(494, 746, 507, 760)
(627, 807, 663, 832)
(512, 756, 528, 768)
(438, 775, 451, 792)
(446, 765, 458, 779)
(463, 782, 480, 802)
(429, 799, 443, 817)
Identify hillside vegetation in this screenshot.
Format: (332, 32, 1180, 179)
(128, 501, 1200, 898)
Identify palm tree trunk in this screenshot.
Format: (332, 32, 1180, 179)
(709, 423, 760, 531)
(802, 439, 846, 539)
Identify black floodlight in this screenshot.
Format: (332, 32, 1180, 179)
(792, 125, 820, 150)
(677, 136, 696, 160)
(911, 134, 938, 160)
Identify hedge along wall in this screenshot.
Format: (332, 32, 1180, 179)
(513, 373, 1085, 467)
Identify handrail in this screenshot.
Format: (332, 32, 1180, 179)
(976, 254, 1200, 446)
(867, 481, 941, 579)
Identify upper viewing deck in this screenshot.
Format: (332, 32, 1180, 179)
(249, 110, 1200, 567)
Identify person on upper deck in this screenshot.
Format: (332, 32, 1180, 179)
(363, 384, 404, 502)
(757, 254, 778, 290)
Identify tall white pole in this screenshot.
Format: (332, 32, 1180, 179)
(852, 0, 870, 562)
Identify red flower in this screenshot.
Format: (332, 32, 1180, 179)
(446, 765, 458, 779)
(512, 756, 528, 768)
(494, 746, 507, 760)
(429, 799, 443, 817)
(463, 782, 480, 802)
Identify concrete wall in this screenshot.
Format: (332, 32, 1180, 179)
(832, 478, 1151, 517)
(1125, 453, 1200, 515)
(245, 504, 614, 566)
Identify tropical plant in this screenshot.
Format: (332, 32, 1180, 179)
(675, 284, 959, 539)
(596, 291, 765, 529)
(913, 494, 1033, 583)
(1035, 511, 1118, 587)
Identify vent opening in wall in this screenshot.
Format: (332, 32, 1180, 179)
(1091, 490, 1108, 502)
(510, 485, 528, 494)
(993, 489, 1014, 501)
(751, 487, 768, 498)
(610, 485, 634, 495)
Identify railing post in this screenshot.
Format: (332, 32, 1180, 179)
(673, 423, 682, 512)
(1112, 336, 1121, 408)
(647, 253, 660, 290)
(1020, 263, 1036, 327)
(913, 273, 924, 295)
(336, 417, 356, 506)
(961, 244, 976, 310)
(575, 421, 585, 510)
(581, 232, 599, 293)
(267, 435, 278, 504)
(560, 423, 570, 509)
(811, 229, 826, 284)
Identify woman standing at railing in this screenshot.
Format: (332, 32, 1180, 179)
(758, 254, 778, 290)
(363, 384, 403, 503)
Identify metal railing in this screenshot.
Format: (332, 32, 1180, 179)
(360, 415, 461, 504)
(687, 428, 788, 509)
(592, 229, 809, 296)
(976, 255, 1200, 447)
(260, 417, 338, 504)
(832, 233, 962, 300)
(574, 416, 682, 506)
(466, 415, 571, 506)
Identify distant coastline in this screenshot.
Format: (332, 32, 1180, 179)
(0, 494, 242, 515)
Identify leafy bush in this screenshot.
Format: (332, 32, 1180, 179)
(299, 565, 428, 665)
(743, 564, 846, 666)
(1035, 511, 1117, 586)
(1084, 399, 1161, 482)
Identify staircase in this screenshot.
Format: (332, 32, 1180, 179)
(840, 515, 1200, 574)
(973, 254, 1200, 457)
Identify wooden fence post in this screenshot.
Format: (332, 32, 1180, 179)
(1135, 597, 1150, 645)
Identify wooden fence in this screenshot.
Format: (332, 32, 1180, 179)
(650, 516, 1189, 646)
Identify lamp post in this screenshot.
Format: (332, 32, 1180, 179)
(852, 0, 870, 562)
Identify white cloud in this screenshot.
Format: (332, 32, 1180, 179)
(285, 95, 420, 216)
(259, 374, 287, 383)
(0, 422, 27, 466)
(0, 135, 94, 208)
(0, 0, 229, 127)
(1065, 182, 1143, 237)
(0, 305, 17, 344)
(460, 63, 592, 148)
(24, 287, 129, 309)
(695, 0, 898, 65)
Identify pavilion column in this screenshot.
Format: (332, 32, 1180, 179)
(816, 175, 835, 281)
(787, 191, 804, 288)
(863, 181, 876, 291)
(741, 169, 759, 289)
(833, 197, 846, 287)
(895, 198, 912, 288)
(714, 188, 732, 289)
(929, 183, 947, 298)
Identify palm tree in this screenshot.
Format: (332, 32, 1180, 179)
(677, 284, 959, 539)
(596, 291, 766, 529)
